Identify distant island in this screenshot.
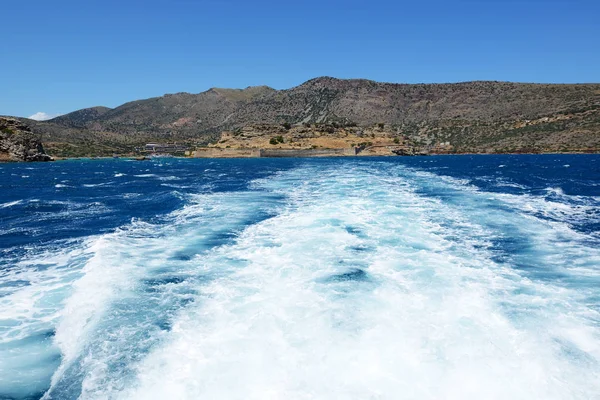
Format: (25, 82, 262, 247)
(3, 77, 600, 159)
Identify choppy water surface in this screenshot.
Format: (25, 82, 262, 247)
(1, 155, 599, 399)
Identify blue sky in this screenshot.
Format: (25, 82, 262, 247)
(3, 0, 599, 119)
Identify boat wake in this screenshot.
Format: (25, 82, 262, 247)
(1, 159, 599, 399)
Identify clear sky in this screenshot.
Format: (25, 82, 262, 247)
(3, 0, 599, 119)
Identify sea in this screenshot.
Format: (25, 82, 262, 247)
(0, 155, 599, 399)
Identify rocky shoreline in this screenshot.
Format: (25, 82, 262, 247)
(0, 117, 53, 162)
(29, 150, 600, 163)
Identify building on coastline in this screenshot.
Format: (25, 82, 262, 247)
(144, 143, 188, 153)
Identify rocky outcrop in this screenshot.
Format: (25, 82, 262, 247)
(0, 117, 53, 162)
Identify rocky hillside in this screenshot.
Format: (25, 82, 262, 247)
(0, 118, 53, 162)
(20, 77, 600, 156)
(50, 106, 112, 128)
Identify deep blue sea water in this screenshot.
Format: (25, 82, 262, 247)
(1, 155, 599, 399)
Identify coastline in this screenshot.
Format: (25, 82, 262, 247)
(48, 150, 600, 162)
(3, 149, 600, 163)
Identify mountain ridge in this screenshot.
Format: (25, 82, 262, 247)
(14, 77, 600, 156)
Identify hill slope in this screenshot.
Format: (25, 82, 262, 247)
(22, 77, 600, 156)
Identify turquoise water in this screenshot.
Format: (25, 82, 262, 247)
(1, 155, 599, 399)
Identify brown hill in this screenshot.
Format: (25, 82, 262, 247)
(21, 77, 600, 156)
(51, 106, 112, 128)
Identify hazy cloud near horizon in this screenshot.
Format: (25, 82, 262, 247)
(28, 112, 63, 121)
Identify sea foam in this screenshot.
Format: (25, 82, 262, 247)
(2, 159, 599, 399)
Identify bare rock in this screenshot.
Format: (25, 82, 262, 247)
(0, 117, 54, 162)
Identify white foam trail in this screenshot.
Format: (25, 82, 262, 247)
(546, 186, 566, 196)
(51, 234, 145, 367)
(112, 164, 600, 400)
(158, 176, 180, 181)
(412, 169, 600, 226)
(42, 191, 278, 398)
(82, 182, 114, 187)
(0, 240, 90, 397)
(5, 161, 596, 399)
(0, 200, 22, 208)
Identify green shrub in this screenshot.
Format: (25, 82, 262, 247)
(282, 122, 292, 130)
(269, 137, 279, 145)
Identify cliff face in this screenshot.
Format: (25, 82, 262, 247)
(0, 117, 53, 162)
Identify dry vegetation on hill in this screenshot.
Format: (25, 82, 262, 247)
(16, 77, 600, 157)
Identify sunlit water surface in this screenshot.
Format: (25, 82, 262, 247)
(1, 155, 599, 399)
